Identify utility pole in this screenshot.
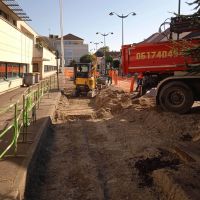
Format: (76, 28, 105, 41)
(109, 12, 136, 46)
(59, 0, 65, 74)
(96, 32, 113, 74)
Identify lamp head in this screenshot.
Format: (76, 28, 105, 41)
(111, 32, 114, 35)
(96, 32, 99, 35)
(132, 12, 136, 16)
(109, 12, 114, 16)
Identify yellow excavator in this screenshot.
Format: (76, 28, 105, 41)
(73, 63, 97, 97)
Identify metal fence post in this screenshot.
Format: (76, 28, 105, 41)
(14, 103, 18, 155)
(22, 95, 26, 142)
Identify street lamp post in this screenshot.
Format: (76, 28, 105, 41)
(90, 41, 103, 51)
(109, 12, 136, 46)
(59, 0, 65, 74)
(96, 32, 113, 74)
(90, 48, 95, 54)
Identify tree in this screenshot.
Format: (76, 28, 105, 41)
(113, 60, 120, 69)
(184, 0, 200, 63)
(106, 55, 113, 64)
(95, 51, 104, 57)
(187, 0, 200, 14)
(69, 59, 76, 67)
(80, 54, 96, 64)
(99, 46, 109, 52)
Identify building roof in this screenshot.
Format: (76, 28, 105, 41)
(138, 28, 200, 45)
(139, 29, 171, 44)
(59, 34, 84, 41)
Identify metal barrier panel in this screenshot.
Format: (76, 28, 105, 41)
(0, 75, 58, 159)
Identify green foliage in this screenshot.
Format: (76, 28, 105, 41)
(95, 51, 104, 57)
(106, 55, 113, 63)
(112, 60, 120, 69)
(182, 1, 200, 65)
(184, 46, 200, 62)
(187, 0, 200, 12)
(99, 46, 109, 52)
(80, 54, 96, 63)
(69, 59, 76, 67)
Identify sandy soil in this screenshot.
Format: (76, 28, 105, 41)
(26, 82, 200, 200)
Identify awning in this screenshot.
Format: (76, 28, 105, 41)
(2, 0, 31, 21)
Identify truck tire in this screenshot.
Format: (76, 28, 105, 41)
(158, 81, 194, 114)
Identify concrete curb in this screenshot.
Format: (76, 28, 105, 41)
(10, 91, 61, 200)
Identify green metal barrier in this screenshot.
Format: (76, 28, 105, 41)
(0, 75, 58, 159)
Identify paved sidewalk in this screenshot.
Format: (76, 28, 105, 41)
(0, 87, 28, 110)
(0, 90, 61, 200)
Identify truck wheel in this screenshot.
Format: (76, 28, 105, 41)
(159, 81, 194, 114)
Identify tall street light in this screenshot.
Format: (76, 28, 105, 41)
(90, 41, 103, 51)
(109, 12, 136, 46)
(96, 32, 113, 74)
(59, 0, 65, 74)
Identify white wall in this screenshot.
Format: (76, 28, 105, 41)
(0, 18, 33, 72)
(42, 48, 57, 78)
(43, 48, 57, 65)
(0, 78, 23, 94)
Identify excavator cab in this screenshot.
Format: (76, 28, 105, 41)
(73, 63, 96, 97)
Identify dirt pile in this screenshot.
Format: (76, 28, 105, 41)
(132, 96, 156, 111)
(94, 86, 132, 118)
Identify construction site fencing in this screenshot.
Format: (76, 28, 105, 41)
(64, 68, 135, 92)
(110, 71, 136, 93)
(0, 75, 58, 159)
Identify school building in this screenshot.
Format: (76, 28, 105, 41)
(0, 0, 58, 93)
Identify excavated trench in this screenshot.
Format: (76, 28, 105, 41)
(25, 86, 200, 200)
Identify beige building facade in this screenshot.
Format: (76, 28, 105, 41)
(52, 34, 88, 66)
(0, 0, 57, 93)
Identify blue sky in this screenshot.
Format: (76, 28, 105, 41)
(17, 0, 196, 51)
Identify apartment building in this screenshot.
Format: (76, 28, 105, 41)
(0, 0, 57, 93)
(51, 34, 88, 66)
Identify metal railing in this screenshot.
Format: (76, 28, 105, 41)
(0, 75, 58, 159)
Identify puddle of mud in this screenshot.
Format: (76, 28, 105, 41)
(180, 133, 192, 141)
(133, 149, 180, 187)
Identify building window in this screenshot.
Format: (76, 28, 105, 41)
(33, 63, 39, 72)
(0, 62, 27, 80)
(0, 63, 6, 81)
(64, 41, 72, 45)
(65, 50, 73, 58)
(44, 65, 57, 72)
(20, 64, 27, 77)
(7, 63, 20, 78)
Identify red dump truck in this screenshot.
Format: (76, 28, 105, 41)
(121, 38, 200, 113)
